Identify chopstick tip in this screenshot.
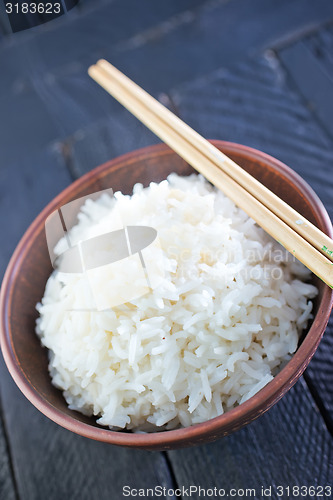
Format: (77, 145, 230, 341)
(97, 59, 108, 67)
(88, 64, 98, 78)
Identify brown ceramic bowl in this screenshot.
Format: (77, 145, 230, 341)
(1, 141, 332, 450)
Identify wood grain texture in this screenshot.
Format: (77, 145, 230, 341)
(0, 147, 71, 279)
(0, 402, 17, 500)
(0, 146, 178, 499)
(76, 0, 110, 8)
(279, 25, 333, 142)
(106, 0, 333, 94)
(167, 378, 333, 496)
(63, 114, 162, 177)
(62, 94, 176, 176)
(0, 0, 209, 90)
(0, 365, 177, 500)
(2, 0, 333, 175)
(305, 322, 333, 432)
(0, 85, 61, 166)
(0, 0, 333, 496)
(306, 24, 333, 83)
(288, 25, 333, 420)
(2, 0, 333, 121)
(169, 55, 333, 430)
(0, 2, 12, 36)
(0, 0, 209, 168)
(169, 56, 333, 214)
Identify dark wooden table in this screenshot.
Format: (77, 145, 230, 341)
(0, 1, 332, 499)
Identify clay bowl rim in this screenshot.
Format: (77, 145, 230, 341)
(1, 141, 332, 450)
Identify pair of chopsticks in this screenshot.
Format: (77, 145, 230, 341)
(88, 60, 333, 289)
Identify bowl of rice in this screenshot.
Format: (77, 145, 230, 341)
(1, 141, 332, 450)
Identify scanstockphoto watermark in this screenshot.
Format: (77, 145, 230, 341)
(122, 484, 332, 498)
(122, 485, 257, 498)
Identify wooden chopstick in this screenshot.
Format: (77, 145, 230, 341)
(95, 59, 333, 265)
(88, 61, 333, 289)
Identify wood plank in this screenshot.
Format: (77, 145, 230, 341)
(63, 116, 161, 177)
(0, 367, 178, 500)
(167, 378, 333, 493)
(0, 87, 61, 167)
(306, 25, 333, 82)
(62, 95, 177, 176)
(169, 55, 333, 214)
(106, 0, 333, 94)
(2, 0, 333, 99)
(1, 0, 333, 173)
(64, 54, 333, 491)
(169, 54, 333, 429)
(0, 1, 12, 36)
(0, 146, 177, 500)
(305, 322, 333, 432)
(0, 405, 17, 500)
(76, 0, 109, 8)
(279, 27, 333, 141)
(0, 363, 177, 500)
(72, 0, 113, 16)
(0, 147, 71, 277)
(0, 0, 209, 168)
(0, 2, 332, 495)
(0, 0, 209, 90)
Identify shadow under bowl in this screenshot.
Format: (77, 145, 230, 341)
(1, 141, 332, 450)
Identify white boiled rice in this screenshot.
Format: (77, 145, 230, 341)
(36, 174, 318, 430)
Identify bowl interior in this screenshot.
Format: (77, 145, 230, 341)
(2, 141, 332, 448)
